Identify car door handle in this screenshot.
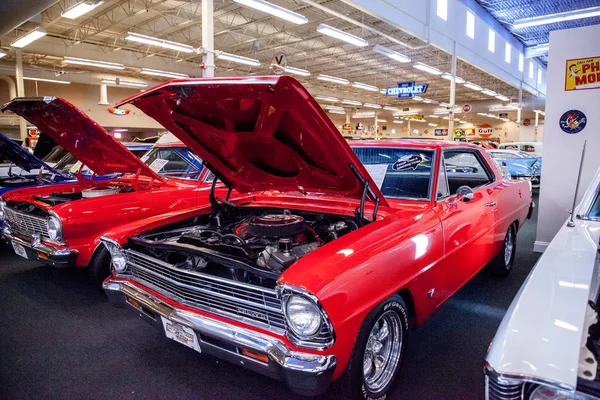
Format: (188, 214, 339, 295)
(485, 202, 497, 207)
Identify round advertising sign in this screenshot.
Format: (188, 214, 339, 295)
(271, 53, 287, 75)
(462, 104, 472, 113)
(559, 110, 587, 134)
(522, 119, 531, 126)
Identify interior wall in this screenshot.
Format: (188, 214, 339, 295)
(535, 24, 600, 252)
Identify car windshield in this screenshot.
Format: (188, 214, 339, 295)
(588, 191, 600, 219)
(352, 146, 434, 200)
(142, 146, 204, 181)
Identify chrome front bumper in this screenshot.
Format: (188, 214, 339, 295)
(103, 279, 337, 397)
(2, 229, 78, 268)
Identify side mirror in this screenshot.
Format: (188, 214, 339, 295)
(449, 186, 474, 206)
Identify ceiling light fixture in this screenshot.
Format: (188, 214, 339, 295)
(23, 77, 70, 84)
(363, 103, 382, 109)
(0, 49, 6, 58)
(233, 0, 308, 24)
(63, 56, 125, 69)
(352, 82, 379, 91)
(513, 6, 600, 29)
(328, 109, 346, 115)
(422, 99, 439, 104)
(325, 105, 345, 111)
(463, 81, 483, 91)
(393, 120, 403, 124)
(342, 99, 362, 106)
(317, 74, 350, 85)
(383, 106, 400, 111)
(441, 73, 466, 84)
(217, 52, 261, 66)
(428, 115, 440, 118)
(126, 32, 195, 53)
(412, 96, 423, 101)
(481, 89, 498, 96)
(372, 44, 410, 63)
(413, 62, 442, 75)
(11, 27, 47, 48)
(377, 119, 387, 123)
(61, 1, 104, 19)
(379, 88, 387, 94)
(316, 24, 368, 47)
(428, 123, 438, 127)
(495, 94, 510, 102)
(314, 95, 339, 102)
(284, 66, 310, 76)
(140, 68, 189, 78)
(433, 109, 449, 114)
(101, 78, 148, 88)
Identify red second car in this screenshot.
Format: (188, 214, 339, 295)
(101, 76, 533, 399)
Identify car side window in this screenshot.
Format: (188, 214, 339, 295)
(443, 151, 493, 195)
(436, 157, 450, 199)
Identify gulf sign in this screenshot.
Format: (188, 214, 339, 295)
(477, 124, 493, 138)
(565, 57, 600, 91)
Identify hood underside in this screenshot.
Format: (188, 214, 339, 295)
(0, 131, 63, 176)
(117, 76, 387, 207)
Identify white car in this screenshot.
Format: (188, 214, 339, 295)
(485, 168, 600, 399)
(498, 141, 543, 157)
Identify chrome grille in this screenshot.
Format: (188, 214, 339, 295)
(123, 249, 286, 334)
(486, 374, 524, 400)
(4, 207, 49, 239)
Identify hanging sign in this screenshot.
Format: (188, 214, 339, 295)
(108, 108, 131, 116)
(477, 123, 494, 138)
(559, 110, 587, 134)
(271, 53, 287, 75)
(565, 57, 600, 91)
(404, 114, 425, 120)
(342, 123, 353, 131)
(434, 128, 448, 136)
(522, 119, 531, 126)
(462, 104, 472, 113)
(385, 81, 429, 99)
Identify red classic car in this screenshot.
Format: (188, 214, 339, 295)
(0, 97, 214, 286)
(101, 76, 533, 399)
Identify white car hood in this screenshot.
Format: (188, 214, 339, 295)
(487, 216, 600, 389)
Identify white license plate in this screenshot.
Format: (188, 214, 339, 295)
(160, 316, 201, 353)
(12, 242, 28, 259)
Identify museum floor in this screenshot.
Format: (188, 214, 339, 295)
(0, 195, 541, 400)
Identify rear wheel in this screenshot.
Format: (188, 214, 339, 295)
(338, 295, 408, 400)
(489, 223, 517, 277)
(87, 246, 112, 289)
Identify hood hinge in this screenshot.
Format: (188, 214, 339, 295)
(349, 163, 380, 226)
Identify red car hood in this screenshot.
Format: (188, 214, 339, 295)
(116, 76, 387, 207)
(2, 97, 163, 180)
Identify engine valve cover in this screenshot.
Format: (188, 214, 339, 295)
(247, 214, 305, 237)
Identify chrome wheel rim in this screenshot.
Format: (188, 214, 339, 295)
(363, 310, 402, 394)
(504, 228, 514, 267)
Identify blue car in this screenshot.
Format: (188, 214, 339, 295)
(489, 149, 542, 188)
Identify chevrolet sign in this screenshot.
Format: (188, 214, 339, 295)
(386, 81, 429, 99)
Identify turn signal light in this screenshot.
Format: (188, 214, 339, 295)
(240, 348, 269, 363)
(127, 297, 140, 309)
(38, 252, 48, 260)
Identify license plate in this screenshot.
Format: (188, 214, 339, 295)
(160, 316, 201, 353)
(12, 242, 28, 259)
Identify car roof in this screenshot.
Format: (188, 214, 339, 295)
(153, 141, 186, 148)
(349, 139, 481, 150)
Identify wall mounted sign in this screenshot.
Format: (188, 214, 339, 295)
(559, 110, 587, 134)
(385, 81, 429, 99)
(404, 114, 425, 120)
(477, 123, 493, 138)
(565, 57, 600, 91)
(271, 53, 287, 75)
(434, 128, 448, 136)
(342, 123, 352, 131)
(108, 108, 131, 116)
(522, 119, 531, 126)
(465, 128, 476, 136)
(462, 104, 472, 113)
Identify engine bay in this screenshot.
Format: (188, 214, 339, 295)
(129, 207, 364, 287)
(32, 183, 134, 206)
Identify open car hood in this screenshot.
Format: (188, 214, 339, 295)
(2, 97, 163, 181)
(117, 76, 387, 207)
(0, 132, 65, 176)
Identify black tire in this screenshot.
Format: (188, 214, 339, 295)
(87, 246, 112, 289)
(488, 223, 517, 277)
(337, 294, 409, 400)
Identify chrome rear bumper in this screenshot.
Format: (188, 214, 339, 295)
(103, 279, 337, 397)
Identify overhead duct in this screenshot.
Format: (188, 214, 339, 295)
(0, 75, 16, 99)
(0, 0, 59, 36)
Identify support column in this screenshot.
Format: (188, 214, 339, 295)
(345, 110, 351, 124)
(202, 0, 215, 78)
(535, 110, 540, 127)
(517, 83, 523, 126)
(99, 84, 109, 105)
(15, 50, 27, 141)
(374, 111, 378, 140)
(448, 42, 457, 141)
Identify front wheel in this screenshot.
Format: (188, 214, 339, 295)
(489, 224, 517, 277)
(87, 246, 112, 289)
(337, 295, 409, 400)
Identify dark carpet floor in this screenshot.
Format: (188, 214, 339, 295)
(0, 196, 541, 400)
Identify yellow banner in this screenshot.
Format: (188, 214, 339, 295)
(565, 57, 600, 91)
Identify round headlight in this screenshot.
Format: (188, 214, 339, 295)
(104, 241, 127, 273)
(530, 385, 592, 400)
(285, 295, 322, 337)
(47, 215, 63, 242)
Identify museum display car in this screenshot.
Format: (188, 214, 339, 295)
(489, 149, 542, 188)
(0, 97, 212, 286)
(485, 166, 600, 400)
(100, 76, 534, 399)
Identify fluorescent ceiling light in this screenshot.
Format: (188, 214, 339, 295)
(328, 109, 346, 115)
(501, 118, 510, 122)
(316, 24, 368, 47)
(393, 120, 403, 124)
(284, 66, 310, 76)
(11, 27, 47, 48)
(413, 96, 423, 101)
(363, 103, 382, 109)
(23, 77, 70, 84)
(383, 106, 399, 111)
(113, 128, 129, 132)
(101, 78, 148, 88)
(477, 112, 487, 116)
(379, 88, 387, 94)
(481, 89, 498, 96)
(217, 52, 260, 66)
(317, 74, 349, 85)
(61, 1, 104, 19)
(140, 68, 189, 78)
(233, 0, 308, 24)
(513, 6, 600, 29)
(126, 32, 195, 53)
(0, 49, 6, 58)
(314, 95, 339, 102)
(325, 105, 345, 111)
(422, 99, 439, 104)
(412, 119, 427, 123)
(342, 99, 362, 106)
(413, 62, 442, 75)
(64, 56, 125, 70)
(353, 112, 376, 119)
(495, 94, 510, 102)
(464, 81, 482, 91)
(428, 123, 438, 127)
(352, 82, 379, 91)
(372, 44, 410, 63)
(439, 102, 450, 107)
(377, 119, 387, 123)
(433, 109, 449, 114)
(443, 116, 450, 120)
(428, 115, 440, 118)
(441, 73, 465, 84)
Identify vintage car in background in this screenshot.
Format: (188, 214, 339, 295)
(498, 141, 543, 157)
(489, 149, 542, 188)
(0, 97, 213, 287)
(101, 76, 533, 399)
(485, 166, 600, 400)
